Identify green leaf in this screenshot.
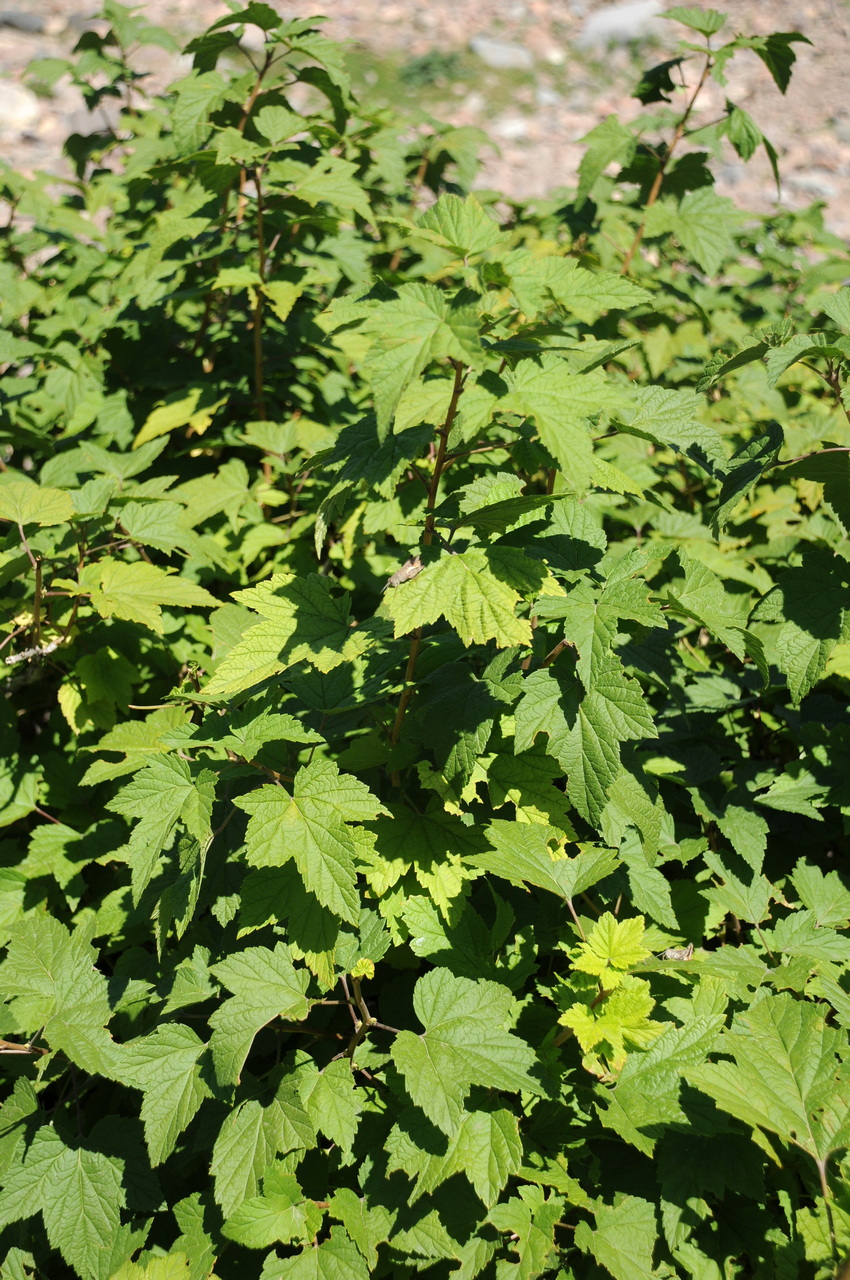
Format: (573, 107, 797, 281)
(203, 574, 356, 700)
(122, 1024, 212, 1165)
(470, 821, 617, 899)
(725, 103, 762, 162)
(515, 658, 655, 824)
(1, 916, 115, 1074)
(387, 1107, 522, 1208)
(274, 156, 371, 219)
(260, 1227, 369, 1280)
(792, 860, 850, 927)
(236, 760, 387, 927)
(575, 1195, 657, 1280)
(540, 257, 650, 324)
(298, 1059, 363, 1158)
(209, 943, 311, 1085)
(173, 1194, 218, 1280)
(106, 755, 209, 902)
(769, 545, 848, 703)
(133, 385, 226, 449)
(223, 1167, 323, 1249)
(327, 1189, 393, 1270)
(415, 193, 505, 257)
(711, 420, 783, 533)
(391, 969, 540, 1135)
(0, 1127, 125, 1280)
(211, 1085, 315, 1217)
(362, 283, 484, 433)
(688, 992, 850, 1164)
(488, 1186, 564, 1278)
(619, 385, 726, 475)
(538, 572, 663, 686)
(782, 450, 850, 533)
(562, 975, 664, 1072)
(819, 286, 850, 331)
(664, 6, 727, 35)
(577, 116, 636, 207)
(82, 561, 217, 636)
(600, 1016, 723, 1154)
(0, 481, 74, 526)
(645, 188, 739, 276)
(381, 548, 532, 648)
(741, 32, 811, 94)
(765, 332, 850, 387)
(505, 355, 631, 491)
(449, 493, 565, 537)
(573, 912, 650, 977)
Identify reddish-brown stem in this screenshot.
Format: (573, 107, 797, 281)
(253, 165, 268, 425)
(18, 524, 42, 644)
(541, 637, 574, 668)
(389, 153, 429, 273)
(621, 53, 713, 276)
(389, 361, 466, 766)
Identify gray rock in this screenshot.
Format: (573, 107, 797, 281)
(492, 114, 529, 140)
(0, 10, 43, 32)
(787, 170, 837, 199)
(576, 0, 664, 49)
(0, 79, 39, 133)
(469, 36, 534, 72)
(535, 86, 562, 108)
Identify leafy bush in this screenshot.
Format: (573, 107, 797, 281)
(2, 3, 850, 1278)
(399, 52, 465, 90)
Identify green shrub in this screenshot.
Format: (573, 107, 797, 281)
(1, 4, 850, 1278)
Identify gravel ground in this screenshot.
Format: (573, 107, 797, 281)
(1, 0, 849, 236)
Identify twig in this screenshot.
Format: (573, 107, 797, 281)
(389, 361, 466, 765)
(621, 53, 713, 275)
(388, 153, 429, 272)
(17, 523, 41, 644)
(0, 1036, 48, 1056)
(541, 637, 574, 668)
(815, 1156, 839, 1269)
(253, 164, 268, 425)
(5, 639, 60, 666)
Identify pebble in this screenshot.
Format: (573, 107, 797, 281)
(0, 11, 44, 32)
(492, 114, 529, 139)
(575, 0, 664, 49)
(469, 36, 534, 71)
(0, 79, 38, 132)
(0, 0, 847, 243)
(786, 170, 837, 198)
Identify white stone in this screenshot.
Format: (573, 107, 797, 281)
(576, 0, 664, 49)
(492, 114, 529, 140)
(0, 79, 39, 132)
(787, 170, 837, 199)
(469, 36, 534, 72)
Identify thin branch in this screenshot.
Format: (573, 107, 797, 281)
(17, 523, 41, 644)
(621, 52, 713, 275)
(4, 639, 60, 666)
(389, 360, 466, 763)
(815, 1156, 839, 1268)
(565, 897, 586, 942)
(252, 164, 268, 425)
(541, 637, 575, 668)
(388, 153, 429, 272)
(772, 446, 850, 468)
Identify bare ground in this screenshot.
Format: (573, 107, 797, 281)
(2, 0, 849, 235)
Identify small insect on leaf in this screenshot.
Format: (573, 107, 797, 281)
(382, 555, 424, 592)
(660, 943, 694, 961)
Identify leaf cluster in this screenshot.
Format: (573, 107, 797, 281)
(1, 5, 850, 1280)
